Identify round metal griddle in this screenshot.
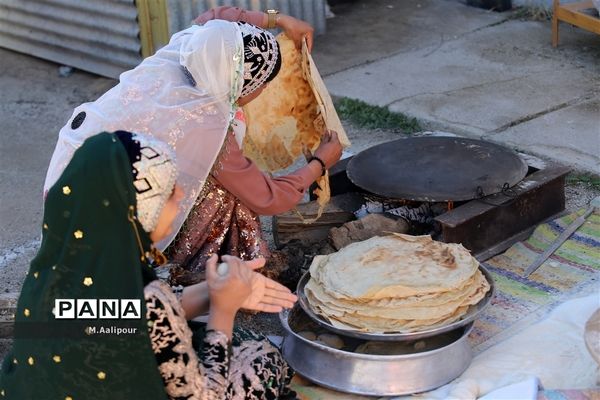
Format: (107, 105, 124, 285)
(297, 265, 495, 341)
(347, 137, 528, 202)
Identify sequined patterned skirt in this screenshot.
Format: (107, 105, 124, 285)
(166, 177, 269, 286)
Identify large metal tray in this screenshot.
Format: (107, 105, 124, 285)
(297, 264, 494, 341)
(280, 304, 474, 396)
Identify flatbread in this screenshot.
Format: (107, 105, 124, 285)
(243, 34, 350, 171)
(242, 34, 349, 221)
(243, 34, 319, 171)
(310, 234, 480, 300)
(305, 271, 488, 317)
(306, 275, 488, 324)
(327, 305, 470, 333)
(305, 234, 491, 333)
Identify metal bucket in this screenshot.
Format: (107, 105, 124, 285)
(280, 305, 473, 396)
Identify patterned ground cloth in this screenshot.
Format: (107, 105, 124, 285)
(290, 208, 600, 399)
(288, 383, 600, 400)
(471, 208, 600, 352)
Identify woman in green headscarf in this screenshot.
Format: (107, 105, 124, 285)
(0, 131, 298, 399)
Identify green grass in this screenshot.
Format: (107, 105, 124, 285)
(566, 172, 600, 190)
(334, 97, 421, 134)
(510, 5, 552, 21)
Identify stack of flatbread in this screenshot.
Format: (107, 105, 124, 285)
(305, 234, 490, 333)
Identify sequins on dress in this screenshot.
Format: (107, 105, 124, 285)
(165, 126, 316, 286)
(166, 174, 269, 286)
(144, 280, 296, 400)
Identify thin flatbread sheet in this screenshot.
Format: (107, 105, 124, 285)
(305, 234, 491, 333)
(243, 34, 350, 222)
(309, 234, 480, 300)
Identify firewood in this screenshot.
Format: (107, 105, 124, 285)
(273, 193, 364, 247)
(329, 214, 410, 250)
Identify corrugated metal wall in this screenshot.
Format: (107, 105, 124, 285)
(0, 0, 142, 78)
(0, 0, 326, 79)
(167, 0, 327, 37)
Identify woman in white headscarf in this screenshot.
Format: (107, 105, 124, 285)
(44, 8, 343, 286)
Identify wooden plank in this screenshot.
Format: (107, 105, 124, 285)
(136, 0, 170, 58)
(553, 0, 560, 47)
(273, 192, 363, 247)
(556, 1, 600, 36)
(436, 164, 570, 228)
(474, 210, 568, 261)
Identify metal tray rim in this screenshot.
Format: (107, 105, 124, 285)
(280, 306, 474, 360)
(296, 264, 495, 341)
(279, 307, 474, 396)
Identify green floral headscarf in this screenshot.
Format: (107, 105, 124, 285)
(0, 132, 167, 399)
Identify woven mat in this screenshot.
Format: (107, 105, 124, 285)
(290, 208, 600, 399)
(472, 208, 600, 352)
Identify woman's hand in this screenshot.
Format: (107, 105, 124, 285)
(241, 258, 297, 312)
(276, 14, 314, 52)
(314, 130, 343, 169)
(206, 254, 253, 316)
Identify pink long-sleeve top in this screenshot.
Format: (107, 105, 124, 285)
(196, 7, 320, 216)
(194, 6, 266, 26)
(214, 132, 318, 216)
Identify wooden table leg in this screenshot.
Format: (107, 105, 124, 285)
(552, 0, 560, 47)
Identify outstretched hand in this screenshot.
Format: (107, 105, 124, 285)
(240, 257, 298, 312)
(243, 273, 298, 312)
(277, 14, 314, 52)
(206, 254, 253, 315)
(206, 256, 297, 314)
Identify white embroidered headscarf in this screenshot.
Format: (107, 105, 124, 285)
(43, 20, 245, 250)
(113, 131, 178, 234)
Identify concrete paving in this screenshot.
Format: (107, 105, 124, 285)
(313, 0, 504, 76)
(315, 0, 599, 173)
(0, 49, 115, 291)
(0, 51, 114, 250)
